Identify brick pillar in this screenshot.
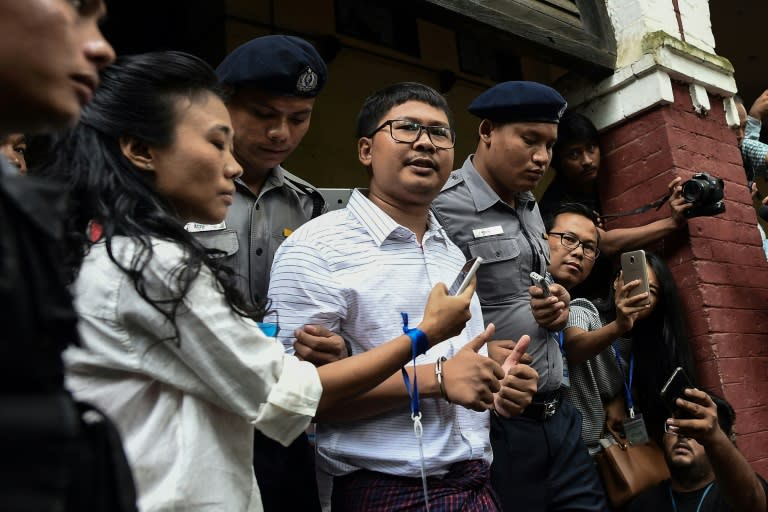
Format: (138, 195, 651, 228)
(599, 81, 768, 476)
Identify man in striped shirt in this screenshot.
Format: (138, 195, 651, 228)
(267, 82, 538, 511)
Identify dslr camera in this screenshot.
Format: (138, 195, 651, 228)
(681, 172, 725, 218)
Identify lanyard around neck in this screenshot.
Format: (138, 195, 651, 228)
(668, 482, 714, 512)
(612, 342, 636, 417)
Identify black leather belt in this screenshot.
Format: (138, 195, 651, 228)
(520, 389, 562, 421)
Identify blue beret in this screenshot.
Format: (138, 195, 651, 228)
(216, 35, 327, 97)
(468, 81, 567, 123)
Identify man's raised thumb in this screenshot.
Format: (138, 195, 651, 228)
(466, 323, 495, 352)
(502, 335, 531, 373)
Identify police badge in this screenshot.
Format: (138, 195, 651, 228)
(296, 66, 318, 94)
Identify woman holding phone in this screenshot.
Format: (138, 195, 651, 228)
(45, 51, 477, 511)
(563, 251, 697, 452)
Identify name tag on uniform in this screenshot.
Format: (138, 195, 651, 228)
(472, 225, 504, 238)
(184, 221, 227, 233)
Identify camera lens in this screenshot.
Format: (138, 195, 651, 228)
(682, 179, 705, 202)
(630, 256, 635, 263)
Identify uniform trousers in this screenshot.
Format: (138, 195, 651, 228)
(490, 398, 608, 511)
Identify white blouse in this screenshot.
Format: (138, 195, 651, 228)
(65, 237, 322, 511)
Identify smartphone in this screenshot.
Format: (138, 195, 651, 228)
(448, 257, 483, 295)
(529, 271, 551, 297)
(620, 250, 651, 306)
(660, 367, 694, 419)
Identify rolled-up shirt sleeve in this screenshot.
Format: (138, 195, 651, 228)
(742, 116, 768, 178)
(566, 298, 601, 331)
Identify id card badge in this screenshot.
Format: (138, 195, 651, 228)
(623, 414, 650, 445)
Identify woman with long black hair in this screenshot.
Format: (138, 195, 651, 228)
(564, 251, 697, 452)
(45, 51, 478, 511)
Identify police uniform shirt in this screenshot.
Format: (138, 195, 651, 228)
(192, 165, 324, 306)
(432, 155, 563, 393)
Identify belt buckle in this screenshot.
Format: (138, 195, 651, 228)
(543, 399, 558, 419)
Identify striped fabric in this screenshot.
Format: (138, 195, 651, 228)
(742, 115, 768, 180)
(562, 298, 632, 451)
(330, 460, 500, 512)
(266, 189, 491, 479)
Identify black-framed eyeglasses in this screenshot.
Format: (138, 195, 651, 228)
(663, 421, 682, 437)
(548, 231, 600, 260)
(368, 119, 456, 149)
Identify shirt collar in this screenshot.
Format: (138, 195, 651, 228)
(235, 165, 287, 198)
(460, 155, 537, 212)
(347, 189, 447, 247)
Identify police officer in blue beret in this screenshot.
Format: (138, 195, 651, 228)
(193, 34, 328, 305)
(432, 81, 608, 511)
(191, 34, 332, 512)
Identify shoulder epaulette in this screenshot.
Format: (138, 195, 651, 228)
(440, 170, 465, 192)
(283, 172, 325, 219)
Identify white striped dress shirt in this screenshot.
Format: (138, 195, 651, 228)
(267, 189, 491, 477)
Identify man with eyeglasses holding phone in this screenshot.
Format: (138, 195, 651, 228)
(432, 81, 607, 511)
(268, 82, 538, 511)
(541, 202, 625, 456)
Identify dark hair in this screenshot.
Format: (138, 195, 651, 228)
(596, 251, 697, 440)
(552, 111, 600, 169)
(543, 202, 600, 232)
(355, 82, 454, 138)
(40, 51, 261, 341)
(707, 391, 736, 437)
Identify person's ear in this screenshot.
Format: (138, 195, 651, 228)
(478, 119, 494, 145)
(119, 136, 155, 171)
(358, 136, 373, 167)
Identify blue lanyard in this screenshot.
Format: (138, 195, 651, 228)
(400, 312, 431, 510)
(400, 312, 422, 417)
(612, 343, 635, 416)
(668, 482, 713, 512)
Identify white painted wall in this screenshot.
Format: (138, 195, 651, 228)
(564, 0, 734, 130)
(605, 0, 717, 67)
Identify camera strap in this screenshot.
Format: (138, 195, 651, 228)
(599, 191, 670, 220)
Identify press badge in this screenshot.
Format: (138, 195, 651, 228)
(623, 414, 650, 445)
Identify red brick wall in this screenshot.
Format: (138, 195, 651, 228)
(598, 81, 768, 477)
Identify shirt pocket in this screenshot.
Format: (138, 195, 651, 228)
(468, 235, 522, 304)
(195, 229, 239, 257)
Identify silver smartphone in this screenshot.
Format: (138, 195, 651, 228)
(529, 271, 551, 297)
(448, 257, 483, 295)
(620, 250, 651, 305)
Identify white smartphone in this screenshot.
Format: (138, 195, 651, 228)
(529, 271, 551, 297)
(620, 250, 651, 306)
(448, 257, 483, 295)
